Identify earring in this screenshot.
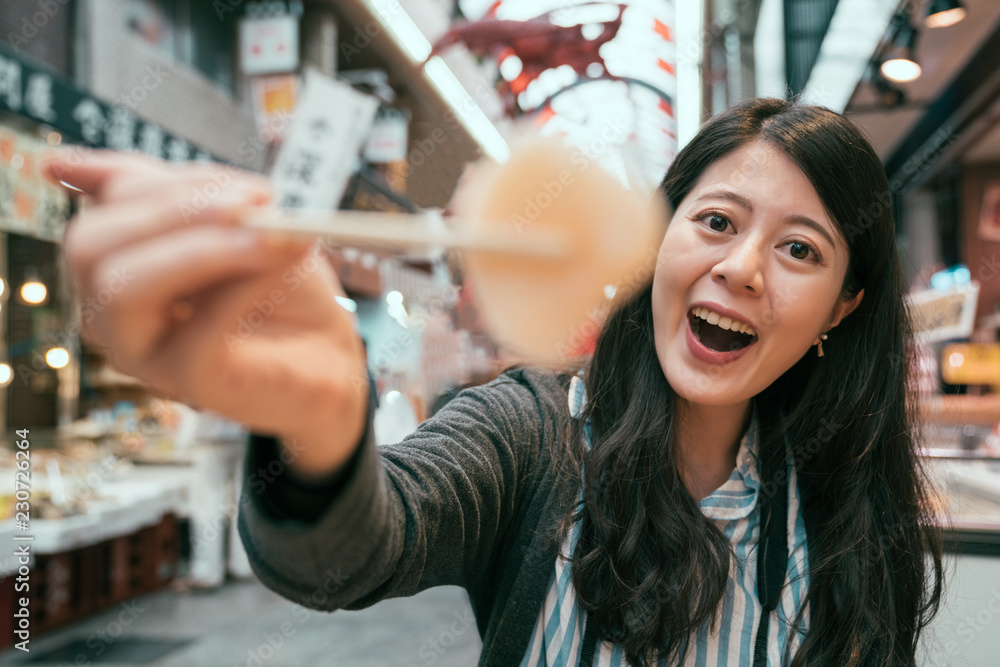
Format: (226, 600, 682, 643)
(815, 333, 828, 358)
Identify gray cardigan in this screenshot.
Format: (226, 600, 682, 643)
(238, 366, 580, 666)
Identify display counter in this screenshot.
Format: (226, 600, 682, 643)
(0, 430, 251, 646)
(920, 394, 1000, 426)
(0, 430, 248, 583)
(925, 452, 1000, 554)
(920, 393, 1000, 556)
(0, 465, 191, 578)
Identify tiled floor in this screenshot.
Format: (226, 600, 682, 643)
(1, 579, 482, 666)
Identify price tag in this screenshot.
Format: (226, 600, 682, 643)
(907, 282, 979, 344)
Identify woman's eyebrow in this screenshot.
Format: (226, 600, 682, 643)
(693, 190, 754, 211)
(694, 190, 837, 249)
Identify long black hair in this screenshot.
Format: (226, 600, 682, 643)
(558, 98, 944, 666)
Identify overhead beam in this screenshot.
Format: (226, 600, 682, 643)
(883, 19, 1000, 192)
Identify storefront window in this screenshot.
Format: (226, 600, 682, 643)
(126, 0, 237, 94)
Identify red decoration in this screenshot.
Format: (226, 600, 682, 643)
(430, 4, 627, 113)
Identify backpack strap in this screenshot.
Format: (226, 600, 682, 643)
(752, 416, 790, 666)
(579, 616, 599, 666)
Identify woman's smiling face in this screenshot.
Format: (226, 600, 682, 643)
(652, 141, 863, 406)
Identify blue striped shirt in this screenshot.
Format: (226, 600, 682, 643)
(520, 375, 810, 666)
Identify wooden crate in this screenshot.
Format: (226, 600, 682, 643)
(110, 513, 179, 599)
(31, 551, 74, 633)
(0, 514, 180, 643)
(0, 576, 17, 649)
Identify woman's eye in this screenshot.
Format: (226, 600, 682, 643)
(705, 214, 730, 232)
(787, 241, 819, 261)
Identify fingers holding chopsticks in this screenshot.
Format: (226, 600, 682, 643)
(61, 181, 272, 293)
(48, 150, 311, 354)
(86, 223, 308, 378)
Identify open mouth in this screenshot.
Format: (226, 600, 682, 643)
(688, 307, 758, 352)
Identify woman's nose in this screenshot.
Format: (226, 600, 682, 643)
(711, 238, 765, 294)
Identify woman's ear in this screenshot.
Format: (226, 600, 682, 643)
(828, 288, 864, 330)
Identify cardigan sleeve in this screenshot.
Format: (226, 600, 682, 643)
(236, 367, 567, 612)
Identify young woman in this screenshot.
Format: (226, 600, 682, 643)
(54, 98, 943, 666)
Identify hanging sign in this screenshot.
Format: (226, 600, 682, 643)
(239, 14, 299, 75)
(250, 73, 299, 142)
(0, 42, 216, 162)
(270, 69, 379, 210)
(907, 282, 980, 344)
(363, 108, 410, 163)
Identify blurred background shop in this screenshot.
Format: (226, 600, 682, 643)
(0, 0, 997, 664)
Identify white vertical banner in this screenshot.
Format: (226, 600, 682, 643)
(270, 69, 380, 210)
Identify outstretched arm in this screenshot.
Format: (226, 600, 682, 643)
(238, 368, 564, 611)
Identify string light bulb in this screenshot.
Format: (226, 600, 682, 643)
(46, 347, 70, 369)
(19, 268, 47, 305)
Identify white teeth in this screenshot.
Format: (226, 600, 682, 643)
(690, 307, 757, 337)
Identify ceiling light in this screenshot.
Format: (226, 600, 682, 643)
(925, 0, 966, 28)
(880, 21, 921, 83)
(881, 57, 921, 83)
(425, 56, 510, 163)
(367, 0, 431, 62)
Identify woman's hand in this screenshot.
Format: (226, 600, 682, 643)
(50, 150, 370, 477)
